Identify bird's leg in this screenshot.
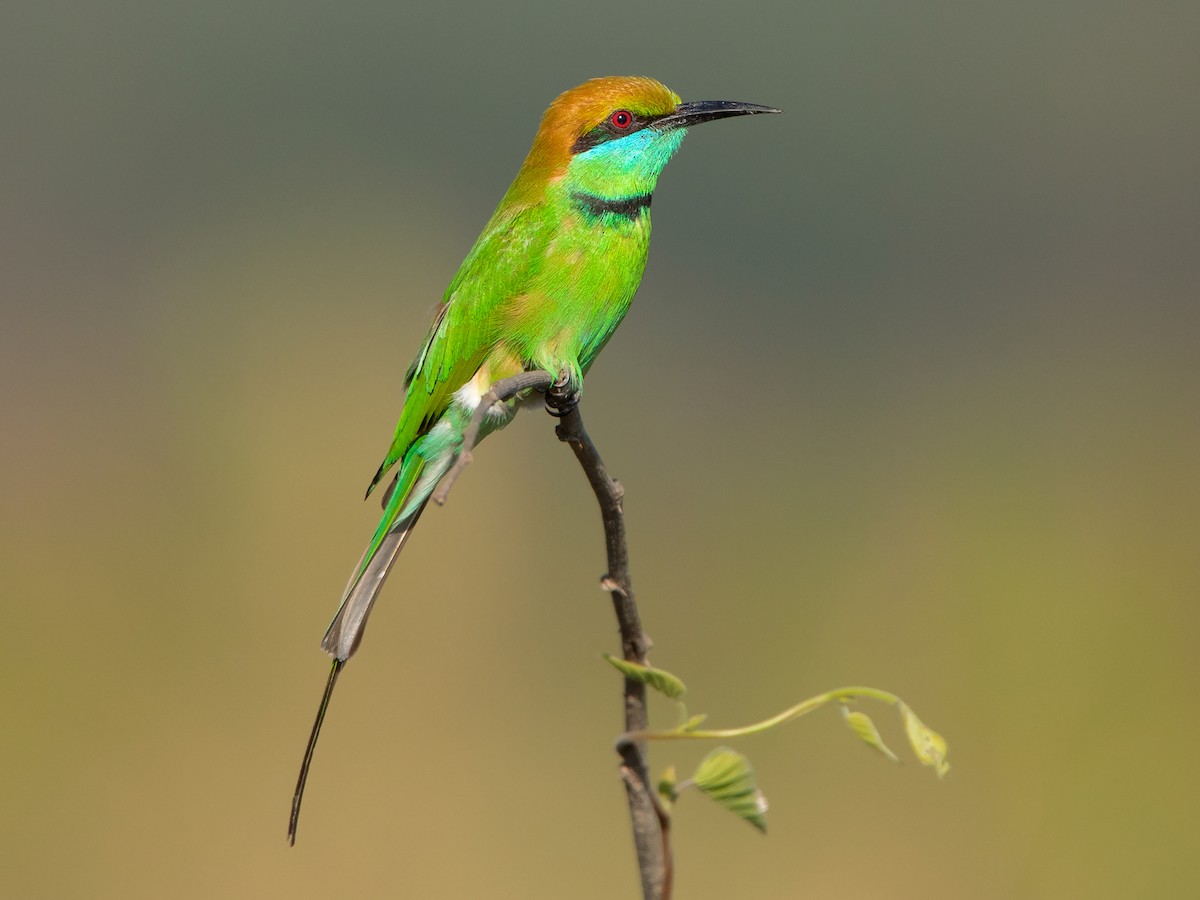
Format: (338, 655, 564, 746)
(544, 368, 582, 417)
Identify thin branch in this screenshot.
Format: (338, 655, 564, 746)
(430, 370, 671, 897)
(554, 405, 671, 900)
(431, 370, 555, 505)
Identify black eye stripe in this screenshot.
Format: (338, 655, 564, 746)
(569, 111, 669, 155)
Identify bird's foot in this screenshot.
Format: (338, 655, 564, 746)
(544, 370, 581, 417)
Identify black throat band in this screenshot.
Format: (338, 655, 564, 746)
(571, 191, 652, 221)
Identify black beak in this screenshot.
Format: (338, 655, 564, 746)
(654, 100, 782, 131)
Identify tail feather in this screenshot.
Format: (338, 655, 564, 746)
(380, 471, 401, 510)
(320, 500, 427, 659)
(321, 409, 469, 659)
(321, 453, 430, 661)
(291, 405, 480, 843)
(288, 657, 342, 845)
(290, 449, 440, 844)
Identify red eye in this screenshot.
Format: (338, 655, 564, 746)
(610, 109, 633, 130)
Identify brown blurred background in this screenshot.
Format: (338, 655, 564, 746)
(3, 2, 1198, 897)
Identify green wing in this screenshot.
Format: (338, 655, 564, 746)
(365, 203, 555, 496)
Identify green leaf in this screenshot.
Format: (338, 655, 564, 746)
(841, 706, 900, 763)
(899, 702, 951, 778)
(603, 654, 687, 699)
(692, 747, 768, 833)
(680, 713, 709, 732)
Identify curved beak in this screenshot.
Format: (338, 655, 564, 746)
(654, 100, 782, 131)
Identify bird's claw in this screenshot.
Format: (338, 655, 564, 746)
(545, 371, 581, 417)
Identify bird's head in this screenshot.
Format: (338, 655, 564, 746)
(506, 76, 780, 207)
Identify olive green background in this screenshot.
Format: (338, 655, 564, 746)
(4, 2, 1197, 897)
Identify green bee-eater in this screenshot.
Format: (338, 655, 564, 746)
(289, 76, 779, 842)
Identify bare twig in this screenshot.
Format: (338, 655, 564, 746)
(432, 370, 555, 505)
(430, 370, 670, 897)
(555, 404, 671, 900)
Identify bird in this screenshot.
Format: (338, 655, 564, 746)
(289, 75, 779, 844)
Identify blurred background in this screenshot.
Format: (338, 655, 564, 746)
(3, 1, 1198, 897)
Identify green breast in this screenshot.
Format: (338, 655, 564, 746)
(515, 197, 652, 374)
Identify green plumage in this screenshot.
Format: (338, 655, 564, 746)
(323, 107, 681, 663)
(289, 76, 779, 845)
